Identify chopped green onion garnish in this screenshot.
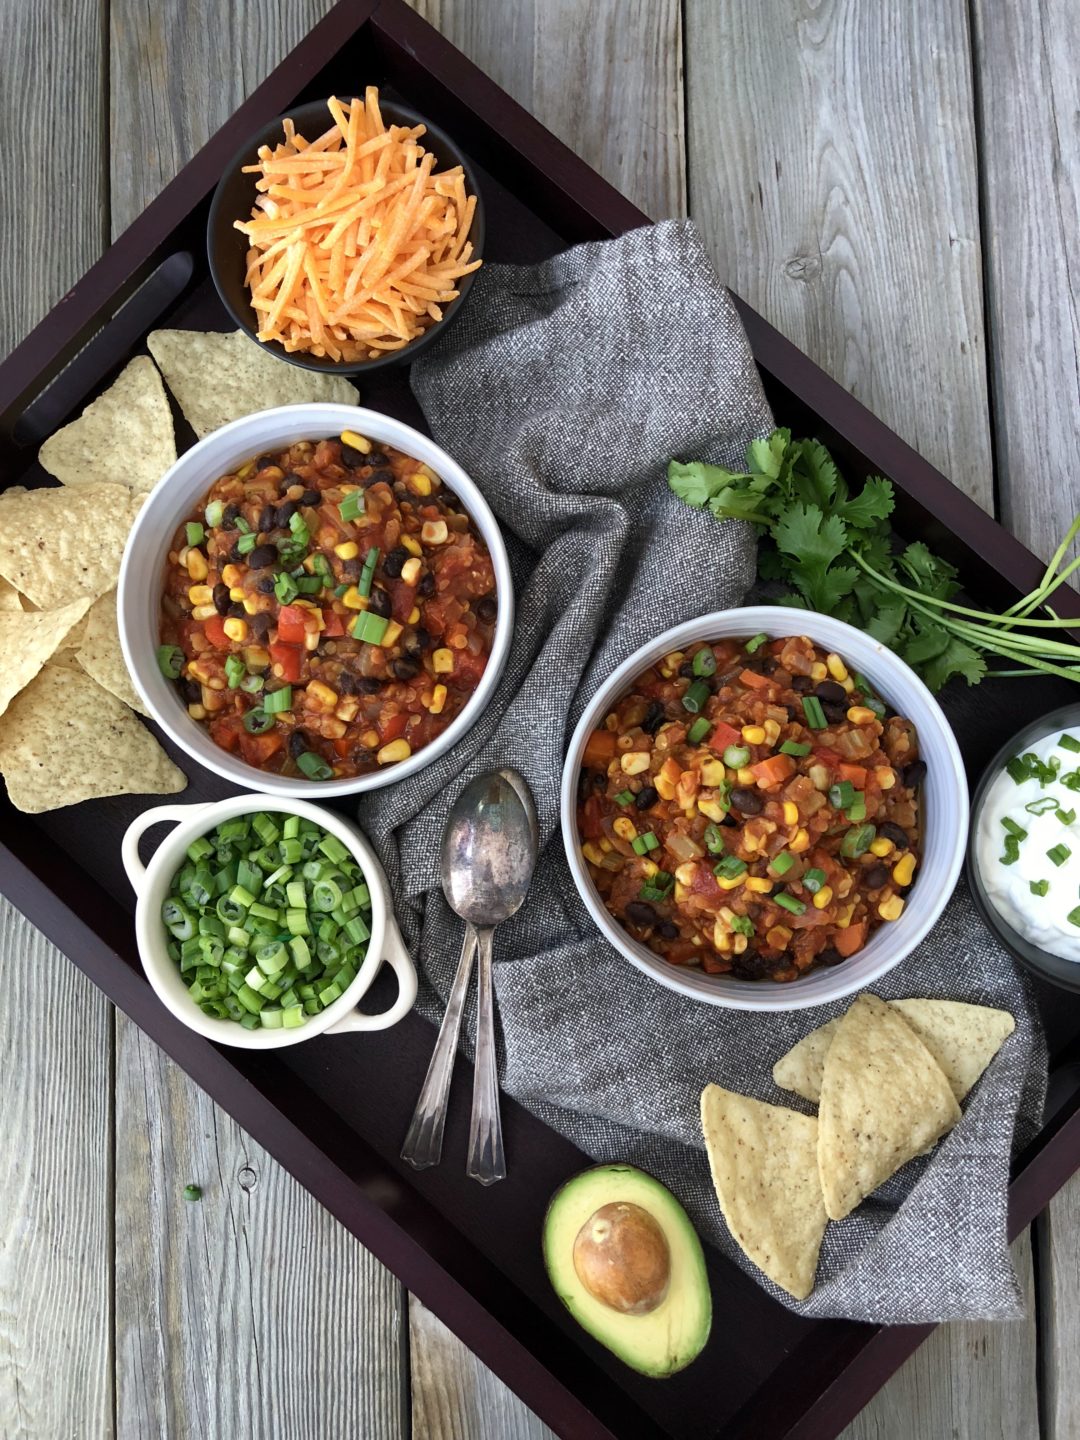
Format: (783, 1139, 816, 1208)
(1061, 735, 1080, 753)
(186, 522, 205, 547)
(774, 891, 806, 915)
(681, 679, 711, 714)
(769, 851, 795, 876)
(183, 1184, 202, 1202)
(240, 673, 264, 694)
(242, 708, 273, 735)
(687, 716, 712, 745)
(703, 823, 726, 854)
(351, 611, 389, 645)
(847, 792, 867, 822)
(274, 571, 298, 603)
(358, 546, 380, 598)
(802, 867, 827, 894)
(234, 515, 251, 534)
(1026, 796, 1059, 815)
(334, 583, 350, 598)
(730, 914, 755, 936)
(1048, 844, 1071, 867)
(840, 823, 876, 859)
(802, 695, 827, 729)
(157, 644, 184, 679)
(297, 751, 333, 781)
(631, 831, 660, 855)
(1068, 906, 1080, 928)
(224, 654, 245, 689)
(1060, 808, 1077, 826)
(780, 739, 811, 757)
(1006, 755, 1032, 784)
(1001, 817, 1028, 839)
(714, 855, 747, 879)
(745, 633, 768, 653)
(723, 745, 751, 768)
(829, 781, 856, 812)
(1030, 879, 1050, 897)
(289, 511, 310, 544)
(614, 789, 634, 806)
(338, 491, 365, 522)
(692, 648, 716, 677)
(237, 531, 258, 555)
(263, 686, 292, 715)
(205, 500, 224, 528)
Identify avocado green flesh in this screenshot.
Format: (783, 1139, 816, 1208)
(542, 1164, 712, 1379)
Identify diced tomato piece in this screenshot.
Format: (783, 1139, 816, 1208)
(580, 795, 605, 840)
(739, 668, 772, 690)
(689, 865, 722, 901)
(834, 921, 868, 957)
(321, 608, 345, 637)
(238, 730, 284, 767)
(388, 580, 417, 622)
(379, 712, 409, 744)
(332, 737, 352, 757)
(202, 614, 229, 649)
(583, 729, 617, 766)
(269, 642, 303, 683)
(749, 754, 796, 787)
(837, 763, 868, 788)
(450, 649, 486, 687)
(709, 721, 742, 752)
(276, 605, 308, 644)
(812, 748, 840, 771)
(209, 716, 242, 753)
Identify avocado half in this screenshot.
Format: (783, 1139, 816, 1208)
(542, 1164, 712, 1378)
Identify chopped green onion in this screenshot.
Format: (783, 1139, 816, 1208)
(714, 855, 747, 879)
(840, 823, 876, 859)
(769, 851, 795, 876)
(289, 512, 310, 546)
(240, 673, 264, 694)
(1068, 906, 1080, 928)
(723, 745, 751, 768)
(847, 792, 867, 822)
(773, 891, 806, 915)
(274, 572, 299, 603)
(829, 781, 856, 812)
(687, 716, 712, 745)
(1048, 843, 1072, 867)
(780, 739, 811, 757)
(237, 531, 258, 555)
(263, 686, 293, 715)
(1061, 734, 1080, 753)
(338, 491, 365, 522)
(703, 823, 726, 855)
(730, 914, 755, 936)
(224, 654, 245, 689)
(358, 546, 380, 598)
(802, 695, 827, 729)
(1030, 879, 1050, 897)
(242, 708, 274, 735)
(1006, 755, 1032, 785)
(802, 867, 827, 894)
(692, 648, 717, 677)
(351, 611, 389, 645)
(183, 1184, 202, 1202)
(681, 679, 711, 714)
(234, 515, 251, 534)
(614, 789, 634, 806)
(297, 751, 333, 781)
(1026, 796, 1059, 815)
(631, 831, 660, 855)
(745, 633, 768, 653)
(185, 521, 205, 547)
(204, 500, 224, 528)
(1060, 808, 1077, 826)
(1001, 816, 1028, 839)
(157, 644, 184, 679)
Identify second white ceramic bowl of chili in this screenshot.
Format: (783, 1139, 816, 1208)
(560, 606, 968, 1012)
(118, 403, 513, 797)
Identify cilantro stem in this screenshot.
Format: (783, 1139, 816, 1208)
(1003, 511, 1080, 617)
(850, 550, 1080, 633)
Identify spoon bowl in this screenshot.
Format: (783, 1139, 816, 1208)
(441, 770, 538, 925)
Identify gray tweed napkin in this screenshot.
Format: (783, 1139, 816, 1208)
(355, 218, 1047, 1322)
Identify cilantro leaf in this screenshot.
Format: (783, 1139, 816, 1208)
(839, 475, 894, 530)
(899, 542, 959, 600)
(747, 429, 792, 480)
(794, 439, 843, 511)
(667, 460, 743, 508)
(902, 623, 951, 666)
(866, 602, 911, 648)
(921, 635, 986, 691)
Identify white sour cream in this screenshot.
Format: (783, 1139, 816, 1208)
(978, 727, 1080, 962)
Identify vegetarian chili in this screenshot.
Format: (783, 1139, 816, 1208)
(577, 635, 923, 981)
(158, 432, 496, 777)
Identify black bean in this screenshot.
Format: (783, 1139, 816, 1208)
(878, 820, 910, 849)
(721, 812, 739, 827)
(635, 785, 659, 811)
(865, 864, 889, 889)
(222, 503, 240, 526)
(732, 950, 772, 980)
(247, 544, 277, 569)
(283, 730, 306, 759)
(657, 921, 679, 940)
(729, 786, 764, 815)
(577, 769, 593, 802)
(641, 699, 666, 735)
(212, 582, 231, 616)
(274, 499, 299, 528)
(255, 454, 278, 471)
(368, 587, 392, 619)
(678, 660, 696, 679)
(382, 547, 408, 578)
(337, 671, 358, 696)
(476, 594, 497, 623)
(785, 704, 801, 722)
(790, 674, 812, 693)
(821, 700, 848, 725)
(227, 601, 246, 619)
(368, 467, 395, 486)
(624, 901, 657, 928)
(258, 505, 276, 533)
(404, 627, 432, 656)
(229, 540, 246, 563)
(249, 612, 272, 640)
(181, 678, 202, 704)
(256, 575, 276, 594)
(301, 488, 321, 506)
(366, 452, 390, 468)
(356, 676, 384, 694)
(759, 656, 778, 675)
(392, 657, 420, 681)
(335, 559, 360, 584)
(818, 947, 846, 968)
(340, 443, 367, 468)
(417, 571, 435, 598)
(815, 680, 847, 706)
(903, 760, 927, 788)
(593, 770, 608, 791)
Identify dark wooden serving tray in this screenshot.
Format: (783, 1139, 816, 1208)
(3, 3, 1080, 1437)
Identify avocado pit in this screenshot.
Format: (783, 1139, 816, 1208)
(572, 1201, 671, 1315)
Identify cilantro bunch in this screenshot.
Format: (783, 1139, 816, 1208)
(668, 429, 1080, 693)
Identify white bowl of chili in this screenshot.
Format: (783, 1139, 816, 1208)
(561, 606, 967, 1011)
(122, 793, 417, 1047)
(118, 403, 512, 796)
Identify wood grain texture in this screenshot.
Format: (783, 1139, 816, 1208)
(0, 898, 113, 1440)
(684, 0, 993, 510)
(410, 1297, 553, 1440)
(972, 0, 1080, 563)
(1037, 1174, 1080, 1440)
(0, 0, 106, 359)
(114, 1018, 406, 1440)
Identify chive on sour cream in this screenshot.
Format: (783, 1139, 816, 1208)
(977, 729, 1080, 961)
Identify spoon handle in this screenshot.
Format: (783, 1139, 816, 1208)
(467, 926, 506, 1185)
(400, 924, 478, 1170)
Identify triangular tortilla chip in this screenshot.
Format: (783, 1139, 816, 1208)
(817, 994, 961, 1221)
(700, 1084, 827, 1300)
(38, 356, 176, 491)
(76, 588, 148, 716)
(0, 596, 92, 717)
(775, 999, 1015, 1105)
(0, 576, 22, 610)
(0, 483, 143, 609)
(147, 328, 358, 438)
(0, 663, 185, 813)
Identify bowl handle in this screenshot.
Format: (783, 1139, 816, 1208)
(122, 802, 217, 895)
(324, 914, 418, 1034)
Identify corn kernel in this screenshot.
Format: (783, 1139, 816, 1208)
(846, 705, 876, 725)
(187, 661, 211, 683)
(613, 817, 637, 842)
(307, 680, 338, 710)
(712, 923, 732, 952)
(243, 646, 269, 670)
(598, 838, 613, 852)
(789, 828, 810, 853)
(640, 860, 659, 879)
(186, 548, 208, 581)
(620, 751, 651, 776)
(582, 842, 604, 866)
(736, 767, 755, 785)
(766, 925, 792, 948)
(191, 603, 217, 621)
(187, 703, 207, 720)
(658, 651, 684, 679)
(655, 772, 677, 801)
(407, 606, 421, 625)
(409, 472, 432, 496)
(745, 876, 773, 893)
(782, 801, 799, 826)
(892, 853, 917, 887)
(188, 585, 213, 605)
(429, 684, 447, 715)
(763, 719, 782, 745)
(674, 882, 690, 903)
(715, 873, 745, 891)
(673, 862, 697, 887)
(236, 461, 255, 480)
(879, 893, 905, 922)
(741, 725, 766, 745)
(377, 738, 412, 765)
(810, 661, 827, 681)
(826, 653, 848, 682)
(221, 564, 242, 587)
(340, 429, 372, 454)
(698, 798, 725, 822)
(401, 557, 422, 586)
(808, 763, 830, 791)
(421, 519, 448, 546)
(401, 535, 422, 557)
(699, 758, 725, 787)
(361, 728, 380, 749)
(876, 766, 897, 789)
(813, 885, 834, 909)
(334, 541, 360, 560)
(340, 586, 365, 610)
(841, 676, 856, 693)
(732, 934, 749, 954)
(433, 648, 454, 674)
(244, 598, 263, 616)
(336, 697, 359, 723)
(869, 837, 894, 857)
(222, 617, 248, 642)
(836, 902, 856, 928)
(380, 620, 404, 648)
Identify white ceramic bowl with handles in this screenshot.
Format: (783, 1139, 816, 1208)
(561, 606, 968, 1012)
(122, 794, 417, 1047)
(117, 402, 513, 797)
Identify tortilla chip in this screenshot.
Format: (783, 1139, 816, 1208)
(817, 994, 961, 1222)
(775, 999, 1015, 1105)
(0, 597, 92, 717)
(0, 576, 23, 610)
(0, 483, 143, 610)
(700, 1083, 827, 1300)
(76, 588, 148, 716)
(147, 328, 358, 438)
(0, 664, 186, 813)
(38, 356, 176, 492)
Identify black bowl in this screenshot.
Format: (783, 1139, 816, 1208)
(206, 98, 485, 376)
(967, 702, 1080, 993)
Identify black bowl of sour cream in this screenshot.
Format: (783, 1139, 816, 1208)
(968, 703, 1080, 993)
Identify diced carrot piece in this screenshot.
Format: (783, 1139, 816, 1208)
(749, 753, 796, 787)
(709, 721, 742, 752)
(583, 729, 617, 766)
(203, 614, 229, 649)
(838, 763, 868, 788)
(321, 608, 345, 637)
(834, 921, 868, 957)
(739, 668, 772, 690)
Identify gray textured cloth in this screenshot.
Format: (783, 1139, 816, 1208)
(355, 219, 1047, 1322)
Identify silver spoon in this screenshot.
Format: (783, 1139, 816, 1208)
(401, 768, 538, 1183)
